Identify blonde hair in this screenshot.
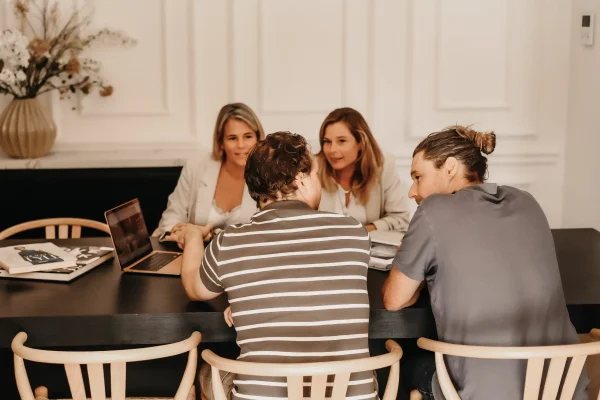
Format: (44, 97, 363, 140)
(212, 103, 265, 161)
(317, 107, 384, 205)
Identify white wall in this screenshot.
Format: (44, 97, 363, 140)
(0, 0, 576, 227)
(563, 0, 600, 231)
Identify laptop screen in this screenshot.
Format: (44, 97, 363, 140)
(105, 199, 153, 269)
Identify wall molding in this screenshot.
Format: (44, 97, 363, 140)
(432, 0, 510, 111)
(0, 145, 558, 173)
(255, 0, 350, 115)
(77, 0, 170, 118)
(255, 0, 342, 115)
(52, 140, 201, 152)
(187, 0, 198, 140)
(394, 152, 559, 168)
(404, 0, 541, 140)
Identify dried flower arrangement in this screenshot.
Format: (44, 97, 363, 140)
(0, 0, 136, 102)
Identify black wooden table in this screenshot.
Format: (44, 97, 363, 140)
(0, 229, 599, 350)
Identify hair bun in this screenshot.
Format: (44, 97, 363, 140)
(455, 126, 496, 155)
(474, 131, 496, 155)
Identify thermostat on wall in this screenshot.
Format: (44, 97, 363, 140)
(582, 13, 594, 46)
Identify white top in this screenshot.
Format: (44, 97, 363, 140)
(201, 199, 242, 229)
(156, 154, 258, 236)
(334, 185, 367, 225)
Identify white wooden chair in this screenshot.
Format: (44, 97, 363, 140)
(588, 329, 600, 400)
(0, 218, 110, 240)
(201, 339, 403, 400)
(417, 336, 600, 400)
(11, 331, 201, 400)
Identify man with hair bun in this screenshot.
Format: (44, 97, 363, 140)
(383, 126, 588, 399)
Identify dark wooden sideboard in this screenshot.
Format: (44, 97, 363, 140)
(0, 167, 183, 237)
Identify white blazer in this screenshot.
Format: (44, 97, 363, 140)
(318, 154, 410, 234)
(156, 154, 257, 236)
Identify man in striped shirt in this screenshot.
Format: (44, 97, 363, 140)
(175, 132, 376, 400)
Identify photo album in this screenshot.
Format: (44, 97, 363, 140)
(0, 243, 114, 282)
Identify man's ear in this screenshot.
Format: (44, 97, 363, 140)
(443, 157, 459, 179)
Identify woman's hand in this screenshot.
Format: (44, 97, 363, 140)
(365, 223, 377, 232)
(170, 223, 214, 250)
(224, 306, 234, 327)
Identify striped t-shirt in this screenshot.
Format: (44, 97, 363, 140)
(200, 200, 376, 400)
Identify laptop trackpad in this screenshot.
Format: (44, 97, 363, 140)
(160, 254, 182, 275)
(129, 253, 182, 275)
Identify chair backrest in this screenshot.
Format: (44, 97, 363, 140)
(591, 329, 600, 341)
(202, 339, 402, 400)
(417, 337, 600, 400)
(0, 218, 110, 240)
(11, 331, 201, 400)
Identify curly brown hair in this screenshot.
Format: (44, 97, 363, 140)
(245, 132, 313, 205)
(414, 125, 496, 182)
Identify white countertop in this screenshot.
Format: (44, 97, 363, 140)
(0, 148, 201, 170)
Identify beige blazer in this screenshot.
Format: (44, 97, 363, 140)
(318, 154, 410, 234)
(156, 154, 257, 236)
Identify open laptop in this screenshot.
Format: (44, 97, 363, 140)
(104, 199, 182, 276)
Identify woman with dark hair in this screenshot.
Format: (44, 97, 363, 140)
(316, 107, 410, 235)
(382, 126, 587, 399)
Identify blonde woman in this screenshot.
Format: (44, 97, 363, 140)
(317, 107, 410, 234)
(156, 103, 265, 240)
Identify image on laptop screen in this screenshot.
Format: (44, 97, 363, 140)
(105, 200, 153, 268)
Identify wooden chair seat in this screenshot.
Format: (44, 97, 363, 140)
(0, 218, 110, 240)
(12, 332, 201, 400)
(201, 339, 403, 400)
(43, 397, 194, 400)
(417, 331, 600, 400)
(36, 384, 195, 400)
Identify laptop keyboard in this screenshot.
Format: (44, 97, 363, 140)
(133, 253, 180, 272)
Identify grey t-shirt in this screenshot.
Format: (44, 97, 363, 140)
(392, 183, 588, 400)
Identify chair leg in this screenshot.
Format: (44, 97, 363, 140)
(188, 384, 197, 400)
(410, 389, 423, 400)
